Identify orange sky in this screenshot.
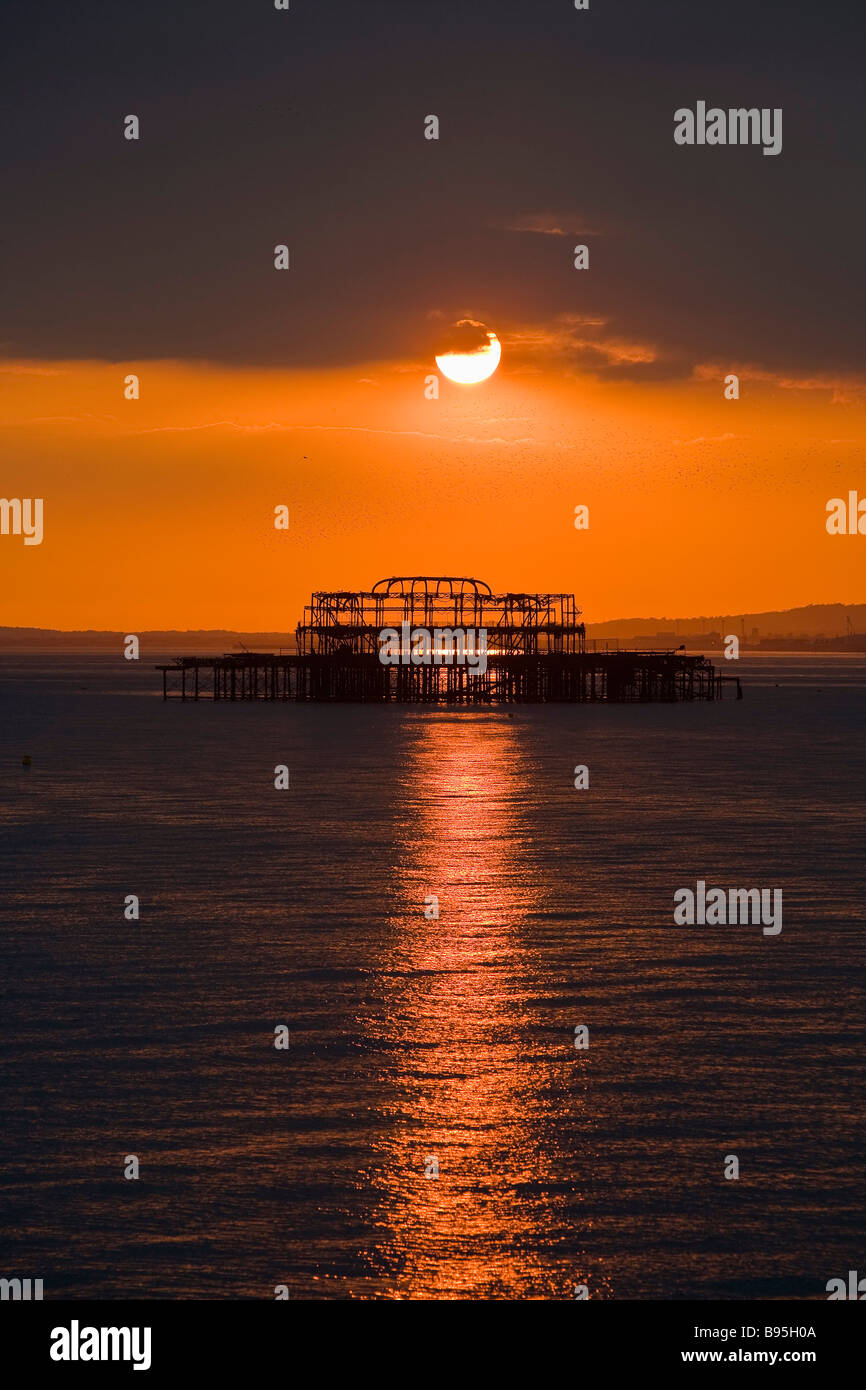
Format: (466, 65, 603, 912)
(1, 354, 864, 630)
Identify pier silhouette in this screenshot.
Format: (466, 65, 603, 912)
(157, 576, 742, 703)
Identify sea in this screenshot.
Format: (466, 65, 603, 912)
(0, 652, 863, 1300)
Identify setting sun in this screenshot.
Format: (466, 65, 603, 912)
(435, 321, 502, 383)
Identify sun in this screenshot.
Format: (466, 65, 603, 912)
(435, 319, 502, 384)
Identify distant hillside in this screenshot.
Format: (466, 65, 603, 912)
(585, 603, 866, 640)
(1, 602, 864, 651)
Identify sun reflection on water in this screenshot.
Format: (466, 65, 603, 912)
(358, 714, 595, 1299)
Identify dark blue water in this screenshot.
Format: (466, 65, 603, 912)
(0, 653, 863, 1299)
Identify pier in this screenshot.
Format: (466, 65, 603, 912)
(158, 576, 742, 704)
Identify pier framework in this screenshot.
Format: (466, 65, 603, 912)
(158, 576, 741, 703)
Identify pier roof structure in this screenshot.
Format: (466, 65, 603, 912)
(297, 575, 585, 657)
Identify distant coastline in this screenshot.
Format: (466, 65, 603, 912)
(0, 629, 299, 654)
(2, 600, 865, 655)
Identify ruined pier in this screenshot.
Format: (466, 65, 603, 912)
(158, 576, 741, 704)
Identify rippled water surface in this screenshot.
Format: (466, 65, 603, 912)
(0, 653, 863, 1298)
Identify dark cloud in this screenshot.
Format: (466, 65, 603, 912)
(435, 320, 496, 356)
(0, 0, 862, 380)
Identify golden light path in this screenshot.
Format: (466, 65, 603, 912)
(435, 333, 501, 384)
(356, 714, 598, 1299)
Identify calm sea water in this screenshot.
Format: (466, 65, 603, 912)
(0, 652, 863, 1300)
